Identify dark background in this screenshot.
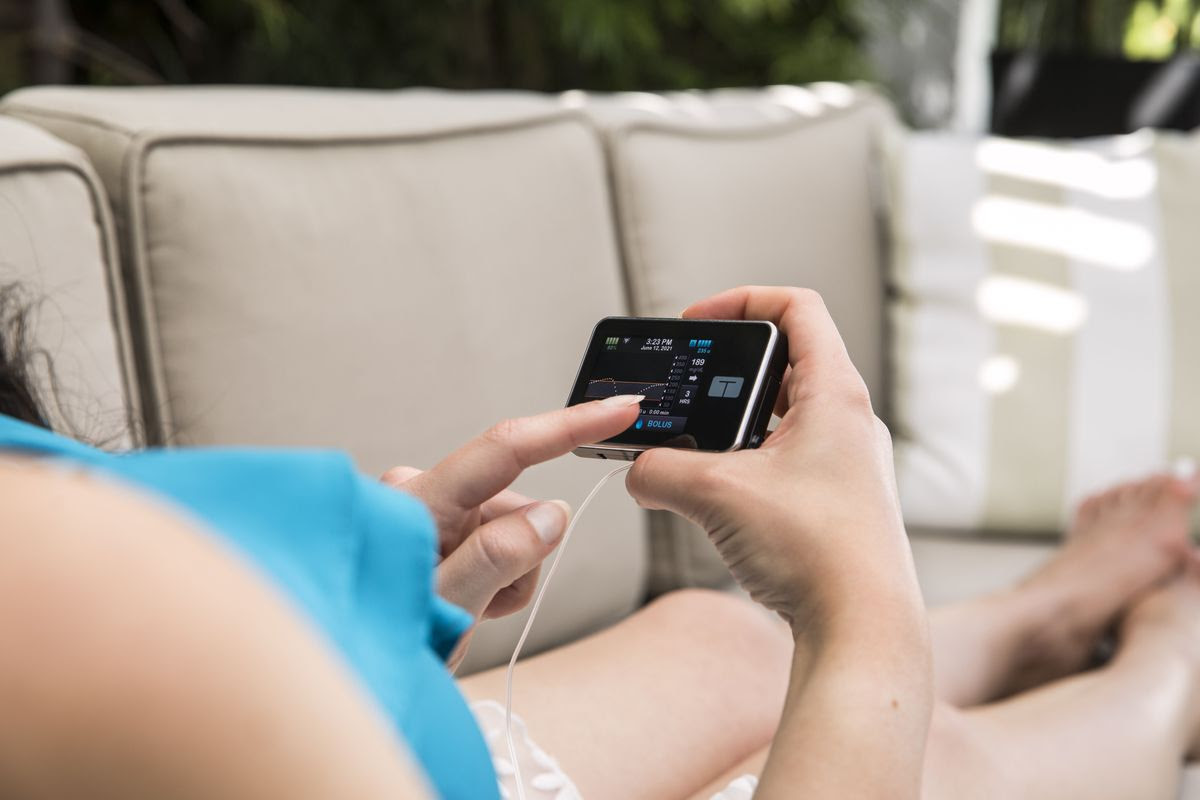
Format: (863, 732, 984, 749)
(3, 1, 1199, 135)
(0, 0, 868, 93)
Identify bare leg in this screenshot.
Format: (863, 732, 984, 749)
(931, 473, 1196, 706)
(925, 562, 1200, 800)
(700, 565, 1200, 800)
(0, 460, 430, 799)
(460, 474, 1197, 798)
(459, 589, 792, 800)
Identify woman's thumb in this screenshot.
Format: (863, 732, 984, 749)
(435, 501, 570, 618)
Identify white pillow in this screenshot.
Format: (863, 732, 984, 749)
(886, 128, 1200, 534)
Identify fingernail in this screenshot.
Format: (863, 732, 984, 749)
(527, 500, 571, 544)
(601, 394, 644, 408)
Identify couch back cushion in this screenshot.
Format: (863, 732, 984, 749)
(886, 128, 1200, 534)
(579, 84, 892, 399)
(577, 84, 893, 588)
(2, 87, 645, 672)
(0, 116, 135, 445)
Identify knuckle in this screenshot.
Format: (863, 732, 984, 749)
(628, 448, 674, 497)
(380, 465, 421, 486)
(874, 416, 895, 457)
(628, 450, 728, 517)
(789, 286, 827, 313)
(626, 448, 658, 491)
(483, 417, 532, 468)
(511, 575, 538, 605)
(839, 374, 874, 411)
(484, 417, 521, 447)
(474, 526, 520, 577)
(791, 285, 821, 304)
(627, 449, 679, 510)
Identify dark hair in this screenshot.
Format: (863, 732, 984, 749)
(0, 284, 51, 429)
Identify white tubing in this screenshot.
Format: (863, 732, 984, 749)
(505, 463, 633, 800)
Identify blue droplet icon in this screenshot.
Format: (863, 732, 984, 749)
(635, 419, 644, 430)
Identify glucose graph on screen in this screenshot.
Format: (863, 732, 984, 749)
(584, 377, 670, 401)
(585, 342, 690, 406)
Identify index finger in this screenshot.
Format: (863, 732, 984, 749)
(416, 396, 643, 513)
(683, 285, 861, 403)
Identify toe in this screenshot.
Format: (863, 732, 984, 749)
(1138, 474, 1171, 504)
(1167, 474, 1200, 504)
(1110, 482, 1139, 511)
(1074, 493, 1103, 529)
(1113, 474, 1168, 509)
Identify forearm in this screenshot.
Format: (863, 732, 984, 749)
(756, 584, 934, 799)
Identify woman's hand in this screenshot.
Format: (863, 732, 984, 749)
(626, 286, 918, 634)
(627, 286, 932, 799)
(382, 395, 642, 637)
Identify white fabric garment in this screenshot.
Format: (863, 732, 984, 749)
(470, 700, 758, 799)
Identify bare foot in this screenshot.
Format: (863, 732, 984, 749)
(1116, 557, 1200, 758)
(1120, 558, 1200, 661)
(1002, 473, 1197, 693)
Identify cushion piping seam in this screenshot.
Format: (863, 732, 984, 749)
(1, 103, 592, 148)
(611, 95, 888, 143)
(0, 103, 137, 137)
(0, 159, 143, 446)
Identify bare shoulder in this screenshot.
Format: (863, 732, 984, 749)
(0, 455, 435, 800)
(0, 454, 209, 551)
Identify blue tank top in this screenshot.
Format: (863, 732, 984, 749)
(0, 414, 497, 800)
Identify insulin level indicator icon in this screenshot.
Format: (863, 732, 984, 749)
(689, 339, 712, 348)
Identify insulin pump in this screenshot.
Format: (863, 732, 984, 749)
(505, 316, 787, 800)
(565, 317, 788, 458)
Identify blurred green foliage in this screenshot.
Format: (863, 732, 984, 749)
(11, 0, 869, 91)
(998, 0, 1199, 56)
(1124, 0, 1200, 56)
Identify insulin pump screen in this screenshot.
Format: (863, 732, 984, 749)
(584, 336, 714, 435)
(568, 319, 775, 450)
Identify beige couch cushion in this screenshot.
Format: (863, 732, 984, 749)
(574, 85, 895, 590)
(909, 529, 1055, 608)
(2, 87, 645, 672)
(0, 116, 136, 445)
(576, 84, 892, 398)
(886, 128, 1200, 535)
